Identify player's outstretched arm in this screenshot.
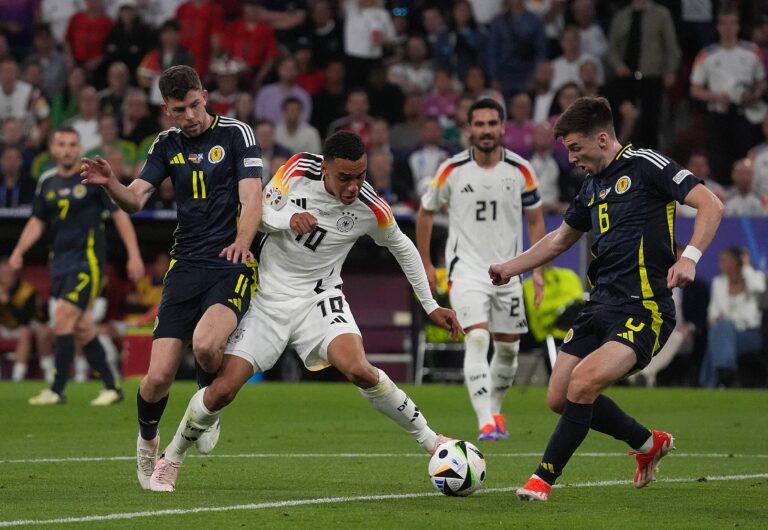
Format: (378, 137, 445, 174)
(667, 184, 724, 289)
(112, 209, 145, 282)
(415, 206, 438, 295)
(9, 217, 45, 271)
(220, 178, 263, 264)
(524, 206, 547, 308)
(80, 156, 155, 213)
(489, 221, 582, 286)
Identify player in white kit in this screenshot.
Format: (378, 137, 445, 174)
(148, 131, 463, 491)
(416, 98, 546, 442)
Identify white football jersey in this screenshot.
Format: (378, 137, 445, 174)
(259, 152, 438, 313)
(421, 148, 541, 286)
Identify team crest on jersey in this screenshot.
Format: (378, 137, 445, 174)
(46, 190, 56, 200)
(615, 176, 632, 194)
(228, 328, 245, 344)
(563, 328, 574, 343)
(73, 184, 87, 199)
(188, 153, 204, 163)
(265, 186, 285, 209)
(337, 211, 358, 232)
(208, 145, 225, 164)
(598, 188, 611, 200)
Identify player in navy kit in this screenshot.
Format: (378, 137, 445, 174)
(80, 66, 263, 489)
(489, 97, 724, 502)
(10, 126, 144, 406)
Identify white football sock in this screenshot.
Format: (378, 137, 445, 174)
(39, 355, 54, 383)
(490, 340, 519, 415)
(98, 334, 121, 384)
(74, 354, 88, 382)
(463, 328, 493, 429)
(359, 369, 437, 453)
(164, 388, 220, 463)
(12, 361, 27, 382)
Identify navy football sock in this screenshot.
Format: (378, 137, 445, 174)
(82, 337, 117, 390)
(591, 394, 651, 451)
(137, 391, 168, 441)
(51, 334, 76, 395)
(535, 400, 593, 485)
(195, 359, 216, 389)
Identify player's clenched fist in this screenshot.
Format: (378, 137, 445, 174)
(488, 263, 514, 286)
(290, 212, 318, 235)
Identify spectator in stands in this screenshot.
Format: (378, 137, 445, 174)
(0, 117, 35, 173)
(311, 59, 348, 138)
(700, 247, 765, 388)
(0, 258, 54, 382)
(104, 1, 155, 83)
(367, 149, 400, 205)
(422, 5, 454, 71)
(255, 120, 292, 178)
(487, 0, 546, 98)
(1, 0, 37, 59)
(26, 25, 67, 101)
(64, 0, 114, 78)
(137, 20, 195, 107)
(467, 0, 503, 26)
(326, 88, 374, 148)
(548, 82, 582, 169)
(408, 116, 456, 199)
(308, 0, 344, 68)
(529, 121, 565, 214)
(343, 0, 397, 88)
(0, 35, 9, 64)
(40, 0, 81, 44)
(251, 0, 309, 45)
(64, 86, 102, 153)
(607, 0, 680, 149)
(747, 114, 768, 203)
(389, 91, 424, 151)
(366, 64, 405, 125)
(528, 60, 556, 123)
(124, 251, 171, 324)
(578, 59, 638, 144)
(293, 42, 326, 97)
(451, 0, 487, 80)
(551, 26, 603, 92)
(119, 87, 158, 147)
(275, 97, 322, 155)
(502, 92, 535, 159)
(0, 145, 33, 206)
(99, 62, 131, 122)
(443, 95, 474, 149)
(690, 7, 766, 186)
(232, 91, 257, 128)
(388, 35, 435, 95)
(423, 68, 460, 125)
(175, 0, 224, 77)
(208, 57, 246, 117)
(571, 0, 607, 60)
(134, 0, 185, 31)
(220, 0, 279, 90)
(0, 58, 50, 150)
(526, 0, 565, 58)
(85, 114, 137, 173)
(255, 55, 312, 125)
(50, 66, 87, 128)
(462, 65, 501, 103)
(678, 150, 728, 217)
(725, 159, 767, 216)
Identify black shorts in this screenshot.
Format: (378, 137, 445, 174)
(153, 260, 256, 340)
(559, 299, 675, 370)
(51, 266, 103, 311)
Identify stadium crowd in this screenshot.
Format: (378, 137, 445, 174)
(0, 0, 766, 388)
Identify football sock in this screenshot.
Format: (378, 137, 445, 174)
(12, 361, 27, 382)
(195, 359, 217, 389)
(98, 334, 122, 383)
(590, 394, 651, 451)
(39, 355, 54, 382)
(535, 400, 593, 485)
(164, 388, 220, 464)
(83, 337, 117, 390)
(74, 354, 89, 382)
(51, 334, 75, 395)
(137, 391, 168, 441)
(359, 369, 437, 453)
(489, 340, 519, 415)
(463, 328, 493, 428)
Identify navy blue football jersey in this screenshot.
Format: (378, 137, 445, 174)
(563, 145, 703, 306)
(31, 172, 116, 277)
(138, 115, 262, 268)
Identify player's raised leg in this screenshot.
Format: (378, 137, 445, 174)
(136, 338, 184, 489)
(328, 334, 450, 453)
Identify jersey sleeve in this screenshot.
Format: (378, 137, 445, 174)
(137, 133, 169, 189)
(260, 154, 310, 232)
(420, 158, 454, 211)
(514, 158, 542, 209)
(563, 180, 592, 232)
(31, 180, 49, 221)
(229, 121, 263, 181)
(643, 155, 704, 204)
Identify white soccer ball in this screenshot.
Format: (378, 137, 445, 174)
(428, 440, 486, 497)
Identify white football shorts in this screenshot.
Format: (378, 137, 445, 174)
(224, 288, 361, 373)
(449, 278, 528, 334)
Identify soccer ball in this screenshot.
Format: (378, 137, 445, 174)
(428, 440, 486, 496)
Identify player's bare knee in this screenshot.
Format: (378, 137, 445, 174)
(546, 392, 566, 414)
(142, 370, 175, 396)
(344, 360, 378, 388)
(207, 379, 240, 410)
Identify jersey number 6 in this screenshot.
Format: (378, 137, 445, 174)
(598, 203, 610, 233)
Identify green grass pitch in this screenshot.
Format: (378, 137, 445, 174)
(0, 380, 766, 528)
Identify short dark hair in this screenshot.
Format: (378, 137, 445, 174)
(159, 65, 202, 102)
(467, 97, 505, 123)
(553, 96, 615, 139)
(282, 96, 303, 110)
(323, 131, 366, 162)
(53, 125, 79, 138)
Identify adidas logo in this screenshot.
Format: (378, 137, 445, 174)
(291, 198, 307, 209)
(331, 315, 347, 324)
(617, 330, 635, 343)
(228, 297, 242, 311)
(169, 153, 185, 165)
(460, 184, 475, 193)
